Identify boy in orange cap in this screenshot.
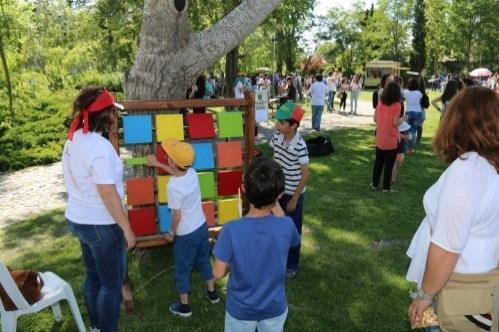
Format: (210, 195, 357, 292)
(146, 138, 219, 317)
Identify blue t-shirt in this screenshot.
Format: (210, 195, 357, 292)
(213, 215, 300, 320)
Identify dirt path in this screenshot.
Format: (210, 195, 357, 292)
(0, 100, 374, 227)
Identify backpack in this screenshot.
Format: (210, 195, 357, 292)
(306, 136, 335, 157)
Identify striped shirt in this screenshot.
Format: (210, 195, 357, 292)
(270, 132, 309, 195)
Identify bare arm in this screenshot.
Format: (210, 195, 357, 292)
(408, 243, 460, 325)
(213, 259, 229, 279)
(146, 155, 175, 175)
(286, 165, 309, 212)
(431, 96, 442, 111)
(97, 184, 136, 250)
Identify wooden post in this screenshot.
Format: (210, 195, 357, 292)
(109, 110, 120, 154)
(243, 91, 256, 167)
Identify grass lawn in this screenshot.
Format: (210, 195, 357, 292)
(0, 110, 446, 331)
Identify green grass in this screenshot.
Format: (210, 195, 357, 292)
(0, 110, 446, 331)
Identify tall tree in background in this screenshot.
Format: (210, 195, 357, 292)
(409, 0, 426, 72)
(125, 0, 283, 100)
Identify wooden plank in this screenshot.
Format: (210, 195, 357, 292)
(135, 226, 222, 249)
(121, 98, 251, 110)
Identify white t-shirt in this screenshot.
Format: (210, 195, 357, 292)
(62, 130, 124, 225)
(234, 81, 245, 99)
(309, 81, 328, 106)
(403, 90, 423, 113)
(326, 76, 337, 92)
(425, 152, 499, 273)
(167, 168, 206, 236)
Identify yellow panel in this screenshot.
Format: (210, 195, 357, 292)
(218, 198, 240, 225)
(156, 114, 184, 142)
(157, 175, 171, 203)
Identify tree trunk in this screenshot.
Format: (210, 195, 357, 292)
(0, 35, 13, 117)
(125, 0, 283, 100)
(225, 47, 239, 98)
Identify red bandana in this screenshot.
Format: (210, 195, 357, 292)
(67, 89, 123, 140)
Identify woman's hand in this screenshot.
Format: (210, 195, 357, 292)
(408, 297, 432, 326)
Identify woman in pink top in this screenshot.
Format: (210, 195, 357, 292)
(371, 81, 406, 192)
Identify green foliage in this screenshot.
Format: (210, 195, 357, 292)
(409, 0, 426, 72)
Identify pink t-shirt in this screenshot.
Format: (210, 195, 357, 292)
(375, 102, 401, 150)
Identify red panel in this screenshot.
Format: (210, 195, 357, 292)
(202, 201, 215, 227)
(126, 177, 155, 206)
(155, 144, 169, 175)
(186, 113, 216, 139)
(128, 207, 157, 236)
(217, 170, 243, 196)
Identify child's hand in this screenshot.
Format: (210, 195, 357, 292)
(146, 154, 158, 167)
(286, 197, 298, 212)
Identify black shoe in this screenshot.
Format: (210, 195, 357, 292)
(206, 289, 220, 304)
(170, 303, 192, 317)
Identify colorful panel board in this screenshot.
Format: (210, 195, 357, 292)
(217, 170, 243, 196)
(202, 201, 215, 227)
(186, 113, 216, 139)
(157, 175, 171, 203)
(218, 198, 240, 225)
(192, 143, 214, 170)
(156, 114, 184, 142)
(197, 172, 215, 199)
(126, 177, 155, 206)
(216, 141, 243, 168)
(128, 207, 157, 236)
(217, 112, 244, 138)
(123, 115, 152, 144)
(158, 205, 172, 234)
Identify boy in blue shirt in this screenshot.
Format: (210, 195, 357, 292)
(213, 157, 300, 332)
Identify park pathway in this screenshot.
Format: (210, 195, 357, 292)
(0, 99, 374, 227)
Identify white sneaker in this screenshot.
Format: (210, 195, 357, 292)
(89, 328, 101, 332)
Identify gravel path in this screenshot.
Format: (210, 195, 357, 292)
(0, 100, 374, 227)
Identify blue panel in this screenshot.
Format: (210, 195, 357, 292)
(158, 205, 172, 234)
(123, 115, 152, 144)
(192, 142, 215, 170)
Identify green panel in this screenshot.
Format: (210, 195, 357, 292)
(217, 112, 244, 138)
(197, 172, 215, 199)
(124, 157, 148, 166)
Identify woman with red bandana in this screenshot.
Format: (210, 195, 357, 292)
(62, 87, 135, 332)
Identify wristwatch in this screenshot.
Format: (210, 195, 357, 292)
(416, 288, 434, 302)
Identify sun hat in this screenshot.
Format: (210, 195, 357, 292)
(275, 101, 305, 122)
(161, 138, 195, 169)
(68, 89, 124, 140)
(399, 121, 411, 132)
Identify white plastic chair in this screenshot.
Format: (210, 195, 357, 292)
(0, 262, 86, 332)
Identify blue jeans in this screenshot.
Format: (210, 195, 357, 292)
(406, 111, 424, 150)
(350, 91, 359, 114)
(279, 194, 304, 271)
(224, 308, 288, 332)
(327, 91, 336, 110)
(311, 105, 324, 131)
(66, 220, 126, 332)
(174, 223, 213, 294)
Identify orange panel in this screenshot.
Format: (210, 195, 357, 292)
(202, 201, 215, 227)
(216, 141, 243, 168)
(126, 177, 155, 206)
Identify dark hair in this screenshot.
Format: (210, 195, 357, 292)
(244, 157, 285, 208)
(316, 75, 323, 82)
(462, 77, 475, 87)
(380, 81, 402, 106)
(441, 79, 460, 104)
(72, 86, 115, 133)
(380, 74, 391, 88)
(434, 86, 499, 172)
(407, 78, 418, 91)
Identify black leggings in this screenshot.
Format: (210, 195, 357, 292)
(340, 93, 347, 110)
(372, 147, 398, 190)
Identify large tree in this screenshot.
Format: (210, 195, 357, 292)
(409, 0, 425, 72)
(125, 0, 283, 100)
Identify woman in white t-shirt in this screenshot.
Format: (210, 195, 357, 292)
(403, 78, 423, 153)
(407, 87, 499, 330)
(62, 87, 136, 332)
